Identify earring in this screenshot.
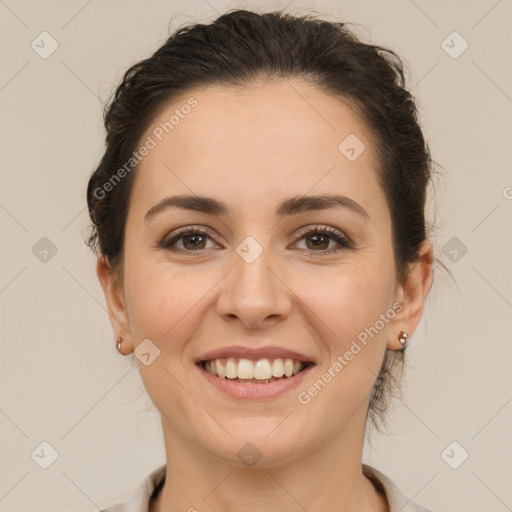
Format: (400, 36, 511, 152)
(398, 331, 409, 350)
(116, 337, 124, 354)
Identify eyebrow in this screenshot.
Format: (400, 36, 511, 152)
(144, 194, 370, 222)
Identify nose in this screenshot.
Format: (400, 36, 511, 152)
(216, 247, 292, 329)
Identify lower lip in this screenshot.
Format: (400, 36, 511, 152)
(198, 364, 314, 399)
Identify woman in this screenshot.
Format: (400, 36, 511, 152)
(88, 9, 435, 512)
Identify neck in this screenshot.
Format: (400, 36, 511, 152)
(151, 408, 388, 512)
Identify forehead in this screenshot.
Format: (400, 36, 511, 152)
(131, 80, 385, 217)
(143, 80, 372, 159)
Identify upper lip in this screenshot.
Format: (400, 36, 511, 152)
(196, 345, 315, 364)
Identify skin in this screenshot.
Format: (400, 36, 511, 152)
(97, 79, 433, 511)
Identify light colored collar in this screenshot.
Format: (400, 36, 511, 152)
(362, 464, 434, 512)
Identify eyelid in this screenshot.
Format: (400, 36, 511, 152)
(293, 225, 353, 249)
(166, 225, 215, 239)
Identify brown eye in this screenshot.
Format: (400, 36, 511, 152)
(294, 226, 353, 253)
(305, 232, 331, 251)
(160, 227, 219, 253)
(182, 233, 207, 250)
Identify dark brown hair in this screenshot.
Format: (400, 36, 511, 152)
(86, 9, 435, 430)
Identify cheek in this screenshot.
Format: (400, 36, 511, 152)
(293, 257, 395, 350)
(123, 258, 207, 350)
(291, 263, 394, 425)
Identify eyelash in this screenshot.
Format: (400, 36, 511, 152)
(158, 225, 354, 255)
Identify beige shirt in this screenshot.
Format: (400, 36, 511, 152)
(101, 463, 434, 512)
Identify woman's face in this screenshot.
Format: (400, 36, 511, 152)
(99, 80, 430, 467)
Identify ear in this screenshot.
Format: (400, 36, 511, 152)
(96, 255, 133, 354)
(387, 240, 433, 350)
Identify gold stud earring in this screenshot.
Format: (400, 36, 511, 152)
(398, 331, 409, 350)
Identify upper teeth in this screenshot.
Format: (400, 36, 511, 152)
(204, 357, 303, 380)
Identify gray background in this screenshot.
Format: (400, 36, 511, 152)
(0, 0, 511, 511)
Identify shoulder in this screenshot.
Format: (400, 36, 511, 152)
(100, 464, 166, 512)
(362, 464, 435, 512)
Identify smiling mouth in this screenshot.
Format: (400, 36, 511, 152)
(200, 357, 311, 384)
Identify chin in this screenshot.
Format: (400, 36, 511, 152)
(197, 418, 313, 469)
